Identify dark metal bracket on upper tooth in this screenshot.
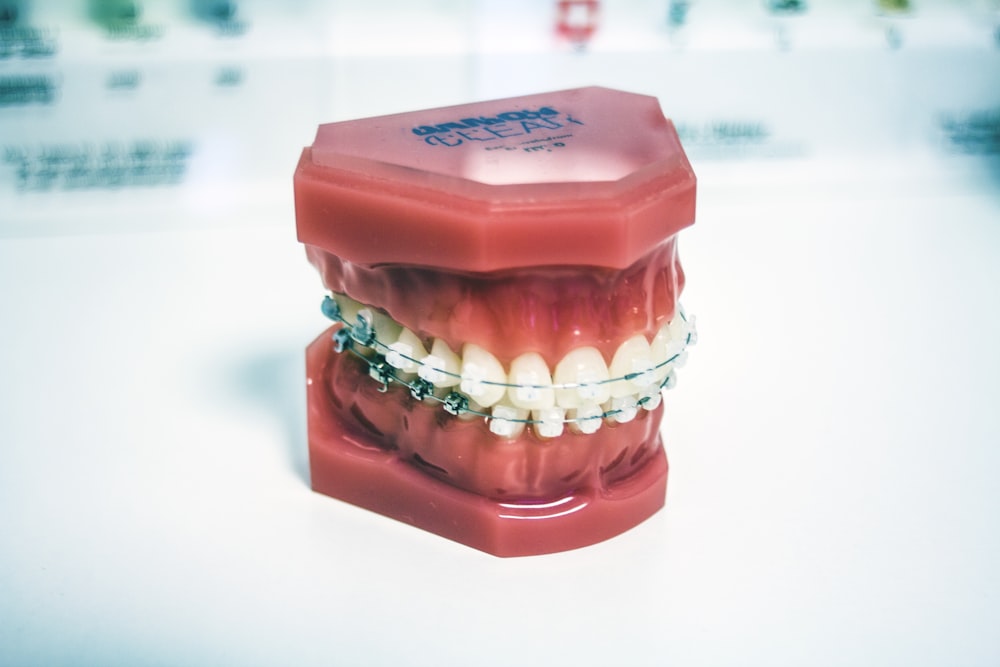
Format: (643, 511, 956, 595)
(319, 294, 696, 427)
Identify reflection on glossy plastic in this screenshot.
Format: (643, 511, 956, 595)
(295, 88, 698, 556)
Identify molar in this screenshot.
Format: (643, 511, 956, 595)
(333, 293, 366, 328)
(460, 344, 507, 408)
(351, 308, 379, 358)
(554, 346, 611, 409)
(507, 352, 555, 410)
(372, 310, 403, 349)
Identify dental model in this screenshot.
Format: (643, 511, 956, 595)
(295, 87, 696, 557)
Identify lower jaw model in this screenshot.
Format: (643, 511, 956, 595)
(297, 87, 697, 556)
(305, 244, 696, 556)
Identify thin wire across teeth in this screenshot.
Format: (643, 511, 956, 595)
(320, 295, 695, 424)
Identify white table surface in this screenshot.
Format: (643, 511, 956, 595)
(2, 155, 999, 667)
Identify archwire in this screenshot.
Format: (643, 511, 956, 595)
(320, 295, 696, 427)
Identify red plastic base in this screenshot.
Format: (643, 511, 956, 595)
(306, 335, 669, 557)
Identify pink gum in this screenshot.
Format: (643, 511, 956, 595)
(318, 326, 664, 501)
(307, 327, 669, 556)
(306, 239, 684, 367)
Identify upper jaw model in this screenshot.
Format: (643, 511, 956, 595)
(295, 87, 697, 557)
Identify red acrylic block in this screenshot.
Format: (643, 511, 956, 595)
(295, 87, 696, 557)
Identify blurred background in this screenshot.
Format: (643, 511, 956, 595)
(1, 0, 998, 231)
(2, 2, 999, 666)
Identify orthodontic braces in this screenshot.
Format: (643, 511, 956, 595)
(321, 295, 697, 428)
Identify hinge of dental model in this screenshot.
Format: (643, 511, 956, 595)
(320, 295, 697, 432)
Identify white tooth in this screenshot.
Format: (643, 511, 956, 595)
(649, 324, 671, 382)
(460, 344, 507, 408)
(385, 328, 427, 373)
(553, 347, 611, 409)
(684, 312, 698, 346)
(668, 310, 688, 342)
(334, 293, 363, 324)
(459, 397, 487, 421)
(650, 314, 686, 381)
(570, 404, 603, 435)
(418, 339, 462, 387)
(332, 295, 404, 354)
(489, 403, 528, 438)
(351, 308, 379, 357)
(418, 355, 445, 384)
(609, 335, 656, 397)
(506, 352, 555, 410)
(609, 395, 639, 423)
(371, 310, 402, 348)
(639, 385, 662, 411)
(533, 407, 566, 438)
